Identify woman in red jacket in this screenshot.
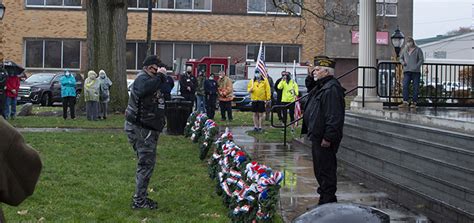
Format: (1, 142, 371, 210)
(4, 75, 20, 119)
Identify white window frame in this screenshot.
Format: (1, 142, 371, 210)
(24, 39, 82, 71)
(247, 0, 301, 15)
(246, 44, 300, 63)
(126, 41, 211, 72)
(127, 0, 212, 12)
(356, 1, 397, 17)
(384, 3, 397, 17)
(25, 0, 82, 9)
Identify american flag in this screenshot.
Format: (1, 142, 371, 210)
(255, 42, 268, 79)
(293, 60, 302, 125)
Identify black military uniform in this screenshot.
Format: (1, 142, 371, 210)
(125, 55, 167, 210)
(179, 71, 197, 104)
(302, 57, 345, 205)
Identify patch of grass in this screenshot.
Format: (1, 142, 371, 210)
(215, 110, 277, 127)
(247, 126, 302, 143)
(2, 132, 228, 222)
(16, 104, 63, 115)
(8, 114, 125, 129)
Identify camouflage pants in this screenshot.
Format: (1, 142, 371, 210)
(124, 121, 160, 203)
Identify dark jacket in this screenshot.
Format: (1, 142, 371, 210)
(305, 75, 317, 93)
(302, 76, 345, 144)
(125, 70, 167, 132)
(0, 117, 42, 222)
(179, 73, 197, 96)
(204, 79, 218, 96)
(161, 75, 174, 101)
(274, 78, 283, 103)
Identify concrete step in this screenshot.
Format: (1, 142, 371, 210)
(344, 122, 474, 171)
(345, 112, 474, 152)
(338, 145, 474, 215)
(342, 134, 474, 196)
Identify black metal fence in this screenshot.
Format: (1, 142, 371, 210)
(378, 61, 474, 107)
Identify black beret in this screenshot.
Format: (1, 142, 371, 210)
(142, 55, 161, 67)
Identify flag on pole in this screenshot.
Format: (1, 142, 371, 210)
(293, 60, 302, 126)
(255, 42, 268, 79)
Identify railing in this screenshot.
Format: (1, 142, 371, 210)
(271, 66, 377, 146)
(378, 61, 474, 107)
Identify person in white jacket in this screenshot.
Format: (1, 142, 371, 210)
(98, 70, 113, 119)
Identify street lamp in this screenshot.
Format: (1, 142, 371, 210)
(391, 26, 405, 58)
(0, 3, 6, 20)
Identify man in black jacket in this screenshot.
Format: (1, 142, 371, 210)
(274, 71, 286, 121)
(204, 73, 218, 119)
(179, 66, 197, 108)
(302, 57, 345, 205)
(125, 55, 167, 210)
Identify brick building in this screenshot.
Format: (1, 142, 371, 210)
(0, 0, 324, 76)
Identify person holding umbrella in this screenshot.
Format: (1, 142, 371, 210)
(1, 60, 24, 120)
(4, 72, 20, 119)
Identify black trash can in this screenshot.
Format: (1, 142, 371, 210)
(165, 99, 193, 135)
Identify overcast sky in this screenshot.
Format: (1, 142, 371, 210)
(413, 0, 473, 39)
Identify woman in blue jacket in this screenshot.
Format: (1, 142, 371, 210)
(60, 70, 77, 120)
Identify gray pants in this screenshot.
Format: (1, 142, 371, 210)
(124, 121, 160, 203)
(99, 102, 108, 118)
(86, 101, 99, 121)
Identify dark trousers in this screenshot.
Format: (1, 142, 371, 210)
(312, 139, 338, 205)
(0, 92, 5, 119)
(402, 71, 421, 103)
(219, 100, 233, 120)
(206, 94, 217, 119)
(182, 93, 195, 110)
(125, 121, 159, 203)
(276, 101, 284, 121)
(281, 102, 295, 124)
(62, 96, 76, 119)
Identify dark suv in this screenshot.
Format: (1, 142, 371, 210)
(18, 72, 83, 106)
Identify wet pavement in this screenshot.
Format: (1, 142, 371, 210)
(228, 126, 429, 223)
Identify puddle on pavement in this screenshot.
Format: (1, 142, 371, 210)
(226, 126, 429, 223)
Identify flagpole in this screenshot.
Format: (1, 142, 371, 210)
(255, 41, 263, 79)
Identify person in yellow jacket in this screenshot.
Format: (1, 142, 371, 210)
(277, 71, 299, 132)
(247, 71, 271, 132)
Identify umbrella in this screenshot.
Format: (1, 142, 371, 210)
(0, 60, 25, 76)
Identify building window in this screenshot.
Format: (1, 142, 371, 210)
(25, 39, 81, 69)
(26, 0, 81, 7)
(246, 45, 300, 63)
(434, 51, 447, 59)
(128, 0, 211, 11)
(126, 42, 210, 71)
(248, 0, 301, 14)
(357, 0, 397, 17)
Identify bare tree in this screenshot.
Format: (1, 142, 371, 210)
(86, 0, 128, 112)
(270, 0, 358, 40)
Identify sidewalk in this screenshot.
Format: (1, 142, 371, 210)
(229, 126, 428, 222)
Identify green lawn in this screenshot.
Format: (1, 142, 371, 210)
(2, 132, 228, 222)
(8, 114, 125, 129)
(247, 126, 303, 143)
(214, 110, 277, 127)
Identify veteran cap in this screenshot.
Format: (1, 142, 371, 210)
(314, 56, 335, 69)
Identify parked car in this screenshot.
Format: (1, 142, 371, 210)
(18, 72, 83, 106)
(232, 79, 251, 111)
(128, 78, 182, 100)
(295, 75, 308, 96)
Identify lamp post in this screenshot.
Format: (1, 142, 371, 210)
(391, 27, 405, 103)
(391, 26, 405, 58)
(0, 3, 5, 20)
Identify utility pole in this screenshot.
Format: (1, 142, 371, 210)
(146, 0, 154, 57)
